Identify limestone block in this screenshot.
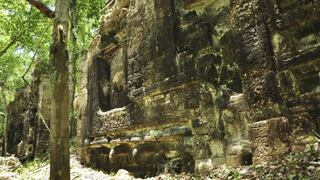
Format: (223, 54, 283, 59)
(94, 107, 129, 135)
(226, 155, 242, 167)
(222, 109, 248, 142)
(76, 0, 320, 176)
(226, 140, 252, 166)
(249, 117, 290, 164)
(194, 141, 211, 159)
(227, 93, 246, 111)
(208, 140, 224, 158)
(195, 159, 215, 173)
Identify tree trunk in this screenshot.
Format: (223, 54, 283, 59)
(49, 0, 70, 179)
(69, 0, 78, 138)
(0, 86, 7, 156)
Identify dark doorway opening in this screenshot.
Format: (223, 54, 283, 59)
(241, 153, 253, 165)
(96, 57, 111, 111)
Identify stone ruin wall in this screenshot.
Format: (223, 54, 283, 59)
(77, 0, 320, 176)
(1, 0, 319, 177)
(3, 65, 51, 161)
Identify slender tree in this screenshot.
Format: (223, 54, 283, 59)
(69, 0, 78, 138)
(49, 0, 70, 179)
(0, 85, 7, 156)
(1, 0, 104, 177)
(21, 1, 71, 178)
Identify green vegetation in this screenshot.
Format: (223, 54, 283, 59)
(16, 157, 49, 174)
(206, 142, 320, 179)
(0, 0, 51, 103)
(282, 144, 320, 179)
(0, 0, 105, 137)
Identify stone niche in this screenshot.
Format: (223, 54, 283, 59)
(77, 0, 320, 177)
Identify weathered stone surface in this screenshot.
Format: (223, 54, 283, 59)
(226, 140, 252, 166)
(75, 0, 320, 177)
(249, 117, 290, 164)
(5, 88, 31, 159)
(36, 76, 51, 155)
(4, 64, 51, 162)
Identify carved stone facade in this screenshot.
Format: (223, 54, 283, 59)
(3, 0, 319, 177)
(77, 0, 320, 176)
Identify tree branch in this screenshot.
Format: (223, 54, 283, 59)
(0, 11, 32, 58)
(0, 36, 19, 58)
(26, 0, 55, 18)
(21, 25, 50, 87)
(313, 130, 320, 139)
(21, 52, 35, 87)
(39, 113, 51, 133)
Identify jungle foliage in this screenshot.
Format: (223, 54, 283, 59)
(0, 0, 106, 135)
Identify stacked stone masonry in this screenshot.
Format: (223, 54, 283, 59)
(4, 64, 51, 161)
(76, 0, 320, 177)
(3, 0, 319, 177)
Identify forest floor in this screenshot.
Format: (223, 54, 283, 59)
(0, 143, 320, 180)
(1, 154, 194, 180)
(0, 154, 139, 180)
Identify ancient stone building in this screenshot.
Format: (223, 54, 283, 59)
(2, 0, 319, 177)
(77, 0, 320, 176)
(4, 64, 51, 161)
